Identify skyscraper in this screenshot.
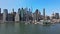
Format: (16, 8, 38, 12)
(20, 8, 24, 21)
(0, 8, 2, 21)
(15, 12, 20, 22)
(33, 9, 41, 21)
(55, 13, 59, 19)
(18, 8, 21, 14)
(12, 8, 14, 12)
(51, 12, 55, 19)
(3, 9, 8, 14)
(3, 9, 8, 22)
(43, 8, 45, 20)
(12, 8, 16, 21)
(0, 8, 1, 14)
(24, 8, 28, 21)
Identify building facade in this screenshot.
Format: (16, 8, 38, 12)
(55, 13, 59, 19)
(15, 12, 20, 21)
(33, 9, 41, 21)
(3, 9, 8, 22)
(43, 8, 45, 20)
(0, 8, 1, 14)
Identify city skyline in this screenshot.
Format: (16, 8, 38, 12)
(0, 0, 60, 15)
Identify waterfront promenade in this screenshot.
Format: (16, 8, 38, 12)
(0, 19, 60, 25)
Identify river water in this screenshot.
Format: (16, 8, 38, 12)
(0, 23, 60, 34)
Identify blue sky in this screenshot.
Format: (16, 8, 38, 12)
(0, 0, 60, 15)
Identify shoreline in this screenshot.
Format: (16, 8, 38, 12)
(0, 20, 60, 25)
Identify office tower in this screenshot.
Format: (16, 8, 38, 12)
(59, 15, 60, 19)
(0, 8, 3, 20)
(33, 9, 41, 21)
(15, 12, 20, 22)
(24, 8, 28, 14)
(21, 8, 24, 18)
(3, 9, 8, 22)
(18, 8, 24, 21)
(43, 8, 45, 20)
(18, 8, 21, 14)
(55, 13, 59, 19)
(8, 13, 13, 21)
(18, 8, 21, 21)
(51, 12, 55, 19)
(12, 8, 16, 15)
(20, 8, 24, 21)
(28, 8, 32, 16)
(12, 8, 14, 12)
(24, 8, 29, 21)
(28, 8, 33, 20)
(3, 9, 8, 14)
(0, 8, 1, 14)
(12, 8, 16, 21)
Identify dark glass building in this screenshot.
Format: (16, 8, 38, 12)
(55, 13, 59, 19)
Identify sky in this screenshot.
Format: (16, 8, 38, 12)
(0, 0, 60, 16)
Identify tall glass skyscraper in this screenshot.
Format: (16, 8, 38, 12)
(0, 8, 1, 14)
(3, 9, 8, 22)
(43, 8, 45, 20)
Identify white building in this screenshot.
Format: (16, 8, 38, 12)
(3, 9, 8, 22)
(15, 13, 20, 22)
